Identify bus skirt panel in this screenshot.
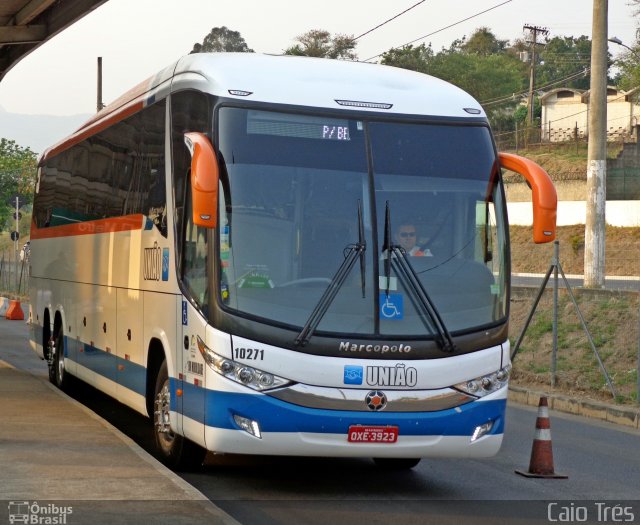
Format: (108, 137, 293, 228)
(173, 379, 507, 458)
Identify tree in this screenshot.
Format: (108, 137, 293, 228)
(380, 44, 433, 73)
(615, 52, 640, 91)
(513, 97, 542, 123)
(428, 52, 524, 103)
(0, 138, 37, 230)
(380, 29, 526, 136)
(537, 36, 593, 91)
(191, 26, 253, 54)
(611, 1, 640, 90)
(283, 29, 357, 60)
(461, 27, 508, 56)
(381, 28, 525, 103)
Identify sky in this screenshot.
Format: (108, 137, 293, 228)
(0, 0, 637, 117)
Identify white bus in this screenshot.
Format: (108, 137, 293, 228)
(29, 53, 556, 469)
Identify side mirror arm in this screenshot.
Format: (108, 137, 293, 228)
(499, 152, 557, 244)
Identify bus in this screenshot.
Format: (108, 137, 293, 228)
(29, 53, 556, 470)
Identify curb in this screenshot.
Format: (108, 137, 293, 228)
(40, 377, 242, 525)
(509, 385, 640, 430)
(512, 272, 640, 281)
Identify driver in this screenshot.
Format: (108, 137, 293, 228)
(395, 222, 432, 257)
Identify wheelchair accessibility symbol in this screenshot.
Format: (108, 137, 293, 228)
(379, 293, 403, 320)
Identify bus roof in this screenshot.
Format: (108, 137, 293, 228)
(172, 53, 485, 119)
(42, 53, 485, 161)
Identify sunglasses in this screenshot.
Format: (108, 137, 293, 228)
(399, 232, 416, 238)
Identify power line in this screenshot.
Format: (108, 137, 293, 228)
(362, 0, 514, 62)
(352, 1, 428, 42)
(481, 67, 590, 107)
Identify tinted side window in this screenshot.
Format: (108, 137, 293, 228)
(170, 90, 212, 272)
(34, 99, 167, 236)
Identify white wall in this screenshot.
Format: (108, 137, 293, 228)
(507, 201, 640, 227)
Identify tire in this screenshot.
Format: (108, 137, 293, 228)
(48, 325, 71, 391)
(372, 457, 421, 470)
(153, 360, 206, 470)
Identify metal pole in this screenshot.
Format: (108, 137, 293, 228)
(637, 301, 640, 404)
(511, 263, 554, 361)
(97, 57, 104, 112)
(14, 196, 19, 294)
(584, 0, 608, 288)
(557, 262, 617, 398)
(551, 241, 559, 386)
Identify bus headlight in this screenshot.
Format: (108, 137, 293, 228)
(197, 336, 292, 391)
(454, 364, 511, 398)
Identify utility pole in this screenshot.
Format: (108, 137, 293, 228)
(97, 57, 105, 112)
(14, 196, 19, 293)
(584, 0, 608, 288)
(523, 24, 549, 132)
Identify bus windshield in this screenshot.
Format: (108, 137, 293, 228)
(216, 107, 507, 340)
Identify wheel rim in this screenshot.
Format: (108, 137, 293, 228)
(47, 337, 55, 366)
(154, 380, 175, 450)
(56, 332, 65, 382)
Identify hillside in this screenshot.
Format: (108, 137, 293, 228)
(509, 287, 639, 406)
(0, 107, 90, 155)
(511, 225, 640, 276)
(501, 142, 624, 182)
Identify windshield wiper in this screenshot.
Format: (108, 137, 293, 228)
(382, 202, 393, 295)
(382, 203, 457, 353)
(294, 201, 366, 347)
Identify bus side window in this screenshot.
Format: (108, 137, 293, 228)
(170, 90, 212, 268)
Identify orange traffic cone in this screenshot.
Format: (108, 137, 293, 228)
(5, 300, 24, 321)
(515, 396, 567, 479)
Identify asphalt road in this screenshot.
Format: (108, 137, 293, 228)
(2, 315, 639, 525)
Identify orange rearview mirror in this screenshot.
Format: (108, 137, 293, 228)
(184, 132, 219, 228)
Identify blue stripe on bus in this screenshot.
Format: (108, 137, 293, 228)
(63, 336, 146, 396)
(173, 380, 506, 437)
(51, 331, 505, 437)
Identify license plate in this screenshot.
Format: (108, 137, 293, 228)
(348, 425, 399, 443)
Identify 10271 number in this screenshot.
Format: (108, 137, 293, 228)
(233, 347, 264, 361)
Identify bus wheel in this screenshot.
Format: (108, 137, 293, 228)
(372, 458, 421, 470)
(153, 360, 206, 470)
(48, 326, 70, 390)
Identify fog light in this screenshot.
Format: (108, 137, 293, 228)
(471, 420, 494, 442)
(233, 415, 262, 439)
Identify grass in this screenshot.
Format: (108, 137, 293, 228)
(502, 141, 625, 179)
(510, 287, 640, 406)
(510, 224, 640, 276)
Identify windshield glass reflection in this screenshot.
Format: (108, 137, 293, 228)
(216, 108, 507, 339)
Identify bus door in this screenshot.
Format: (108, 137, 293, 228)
(179, 193, 210, 444)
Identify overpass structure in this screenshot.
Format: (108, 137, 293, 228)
(0, 0, 108, 82)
